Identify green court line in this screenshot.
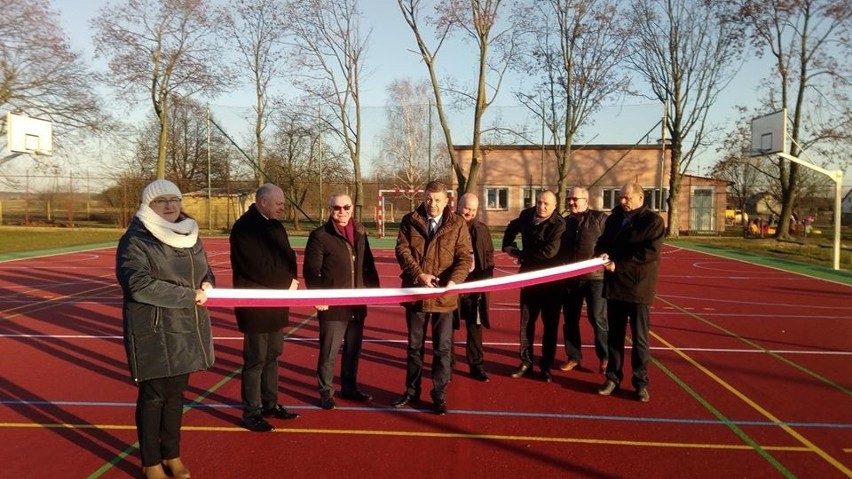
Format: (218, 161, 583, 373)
(87, 314, 315, 478)
(672, 241, 851, 285)
(650, 297, 851, 477)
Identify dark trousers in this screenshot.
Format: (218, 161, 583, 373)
(519, 285, 562, 371)
(605, 300, 651, 389)
(317, 317, 365, 398)
(563, 279, 608, 362)
(241, 330, 283, 418)
(464, 320, 485, 370)
(405, 310, 453, 402)
(136, 374, 189, 467)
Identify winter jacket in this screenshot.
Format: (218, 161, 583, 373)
(594, 204, 665, 304)
(561, 209, 608, 281)
(303, 218, 380, 322)
(395, 204, 472, 312)
(501, 207, 566, 273)
(455, 217, 494, 329)
(116, 216, 215, 382)
(230, 204, 298, 334)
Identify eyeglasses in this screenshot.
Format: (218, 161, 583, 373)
(567, 197, 588, 202)
(332, 205, 352, 211)
(151, 197, 182, 206)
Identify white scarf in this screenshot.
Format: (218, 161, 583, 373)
(136, 204, 199, 248)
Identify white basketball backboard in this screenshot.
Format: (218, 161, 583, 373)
(750, 109, 787, 156)
(5, 112, 53, 155)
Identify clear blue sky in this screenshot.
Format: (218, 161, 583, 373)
(46, 0, 848, 189)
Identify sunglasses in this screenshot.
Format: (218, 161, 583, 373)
(332, 205, 352, 211)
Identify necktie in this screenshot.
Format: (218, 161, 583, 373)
(429, 219, 437, 237)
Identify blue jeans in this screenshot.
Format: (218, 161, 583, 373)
(404, 310, 453, 402)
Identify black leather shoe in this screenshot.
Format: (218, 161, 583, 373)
(391, 394, 420, 408)
(241, 415, 274, 432)
(540, 369, 553, 383)
(433, 400, 448, 416)
(340, 390, 372, 402)
(320, 396, 336, 410)
(471, 369, 490, 382)
(262, 404, 299, 420)
(511, 363, 531, 378)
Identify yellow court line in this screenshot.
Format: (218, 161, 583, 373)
(650, 315, 852, 477)
(0, 421, 811, 453)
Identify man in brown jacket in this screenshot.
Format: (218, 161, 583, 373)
(393, 180, 472, 415)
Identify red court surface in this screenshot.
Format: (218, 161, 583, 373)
(1, 239, 850, 478)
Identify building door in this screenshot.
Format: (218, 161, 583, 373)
(690, 188, 715, 232)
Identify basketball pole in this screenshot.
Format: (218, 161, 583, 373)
(775, 152, 844, 271)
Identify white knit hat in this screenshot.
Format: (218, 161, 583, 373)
(141, 179, 182, 206)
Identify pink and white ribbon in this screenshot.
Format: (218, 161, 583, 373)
(204, 258, 605, 308)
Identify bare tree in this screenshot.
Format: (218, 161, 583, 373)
(627, 0, 743, 238)
(374, 79, 433, 206)
(129, 97, 233, 190)
(1, 0, 107, 164)
(734, 0, 852, 239)
(92, 0, 233, 179)
(711, 113, 770, 217)
(265, 105, 350, 229)
(516, 0, 632, 211)
(398, 0, 527, 196)
(223, 0, 290, 188)
(286, 0, 369, 220)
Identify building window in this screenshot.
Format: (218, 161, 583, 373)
(523, 187, 545, 208)
(485, 187, 509, 210)
(602, 187, 669, 211)
(602, 188, 619, 210)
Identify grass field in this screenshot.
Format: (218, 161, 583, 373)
(1, 224, 849, 273)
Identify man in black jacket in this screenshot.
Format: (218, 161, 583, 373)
(502, 190, 566, 382)
(559, 186, 609, 374)
(454, 193, 494, 382)
(594, 183, 665, 402)
(303, 194, 380, 410)
(230, 183, 300, 431)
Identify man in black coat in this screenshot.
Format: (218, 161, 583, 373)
(230, 183, 300, 432)
(559, 186, 609, 374)
(594, 183, 665, 402)
(453, 193, 494, 382)
(303, 194, 380, 410)
(502, 190, 566, 382)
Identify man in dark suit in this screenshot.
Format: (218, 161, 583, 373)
(454, 193, 494, 382)
(594, 183, 665, 402)
(230, 183, 300, 431)
(502, 190, 566, 382)
(303, 193, 380, 410)
(393, 180, 472, 415)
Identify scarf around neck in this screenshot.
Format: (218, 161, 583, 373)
(136, 204, 199, 248)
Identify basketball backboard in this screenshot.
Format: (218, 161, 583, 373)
(750, 109, 787, 156)
(5, 112, 53, 156)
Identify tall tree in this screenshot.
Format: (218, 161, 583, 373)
(223, 0, 290, 188)
(516, 0, 632, 211)
(1, 0, 106, 165)
(92, 0, 232, 179)
(375, 79, 433, 205)
(286, 0, 369, 220)
(627, 0, 743, 238)
(129, 97, 233, 190)
(734, 0, 852, 239)
(398, 0, 526, 196)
